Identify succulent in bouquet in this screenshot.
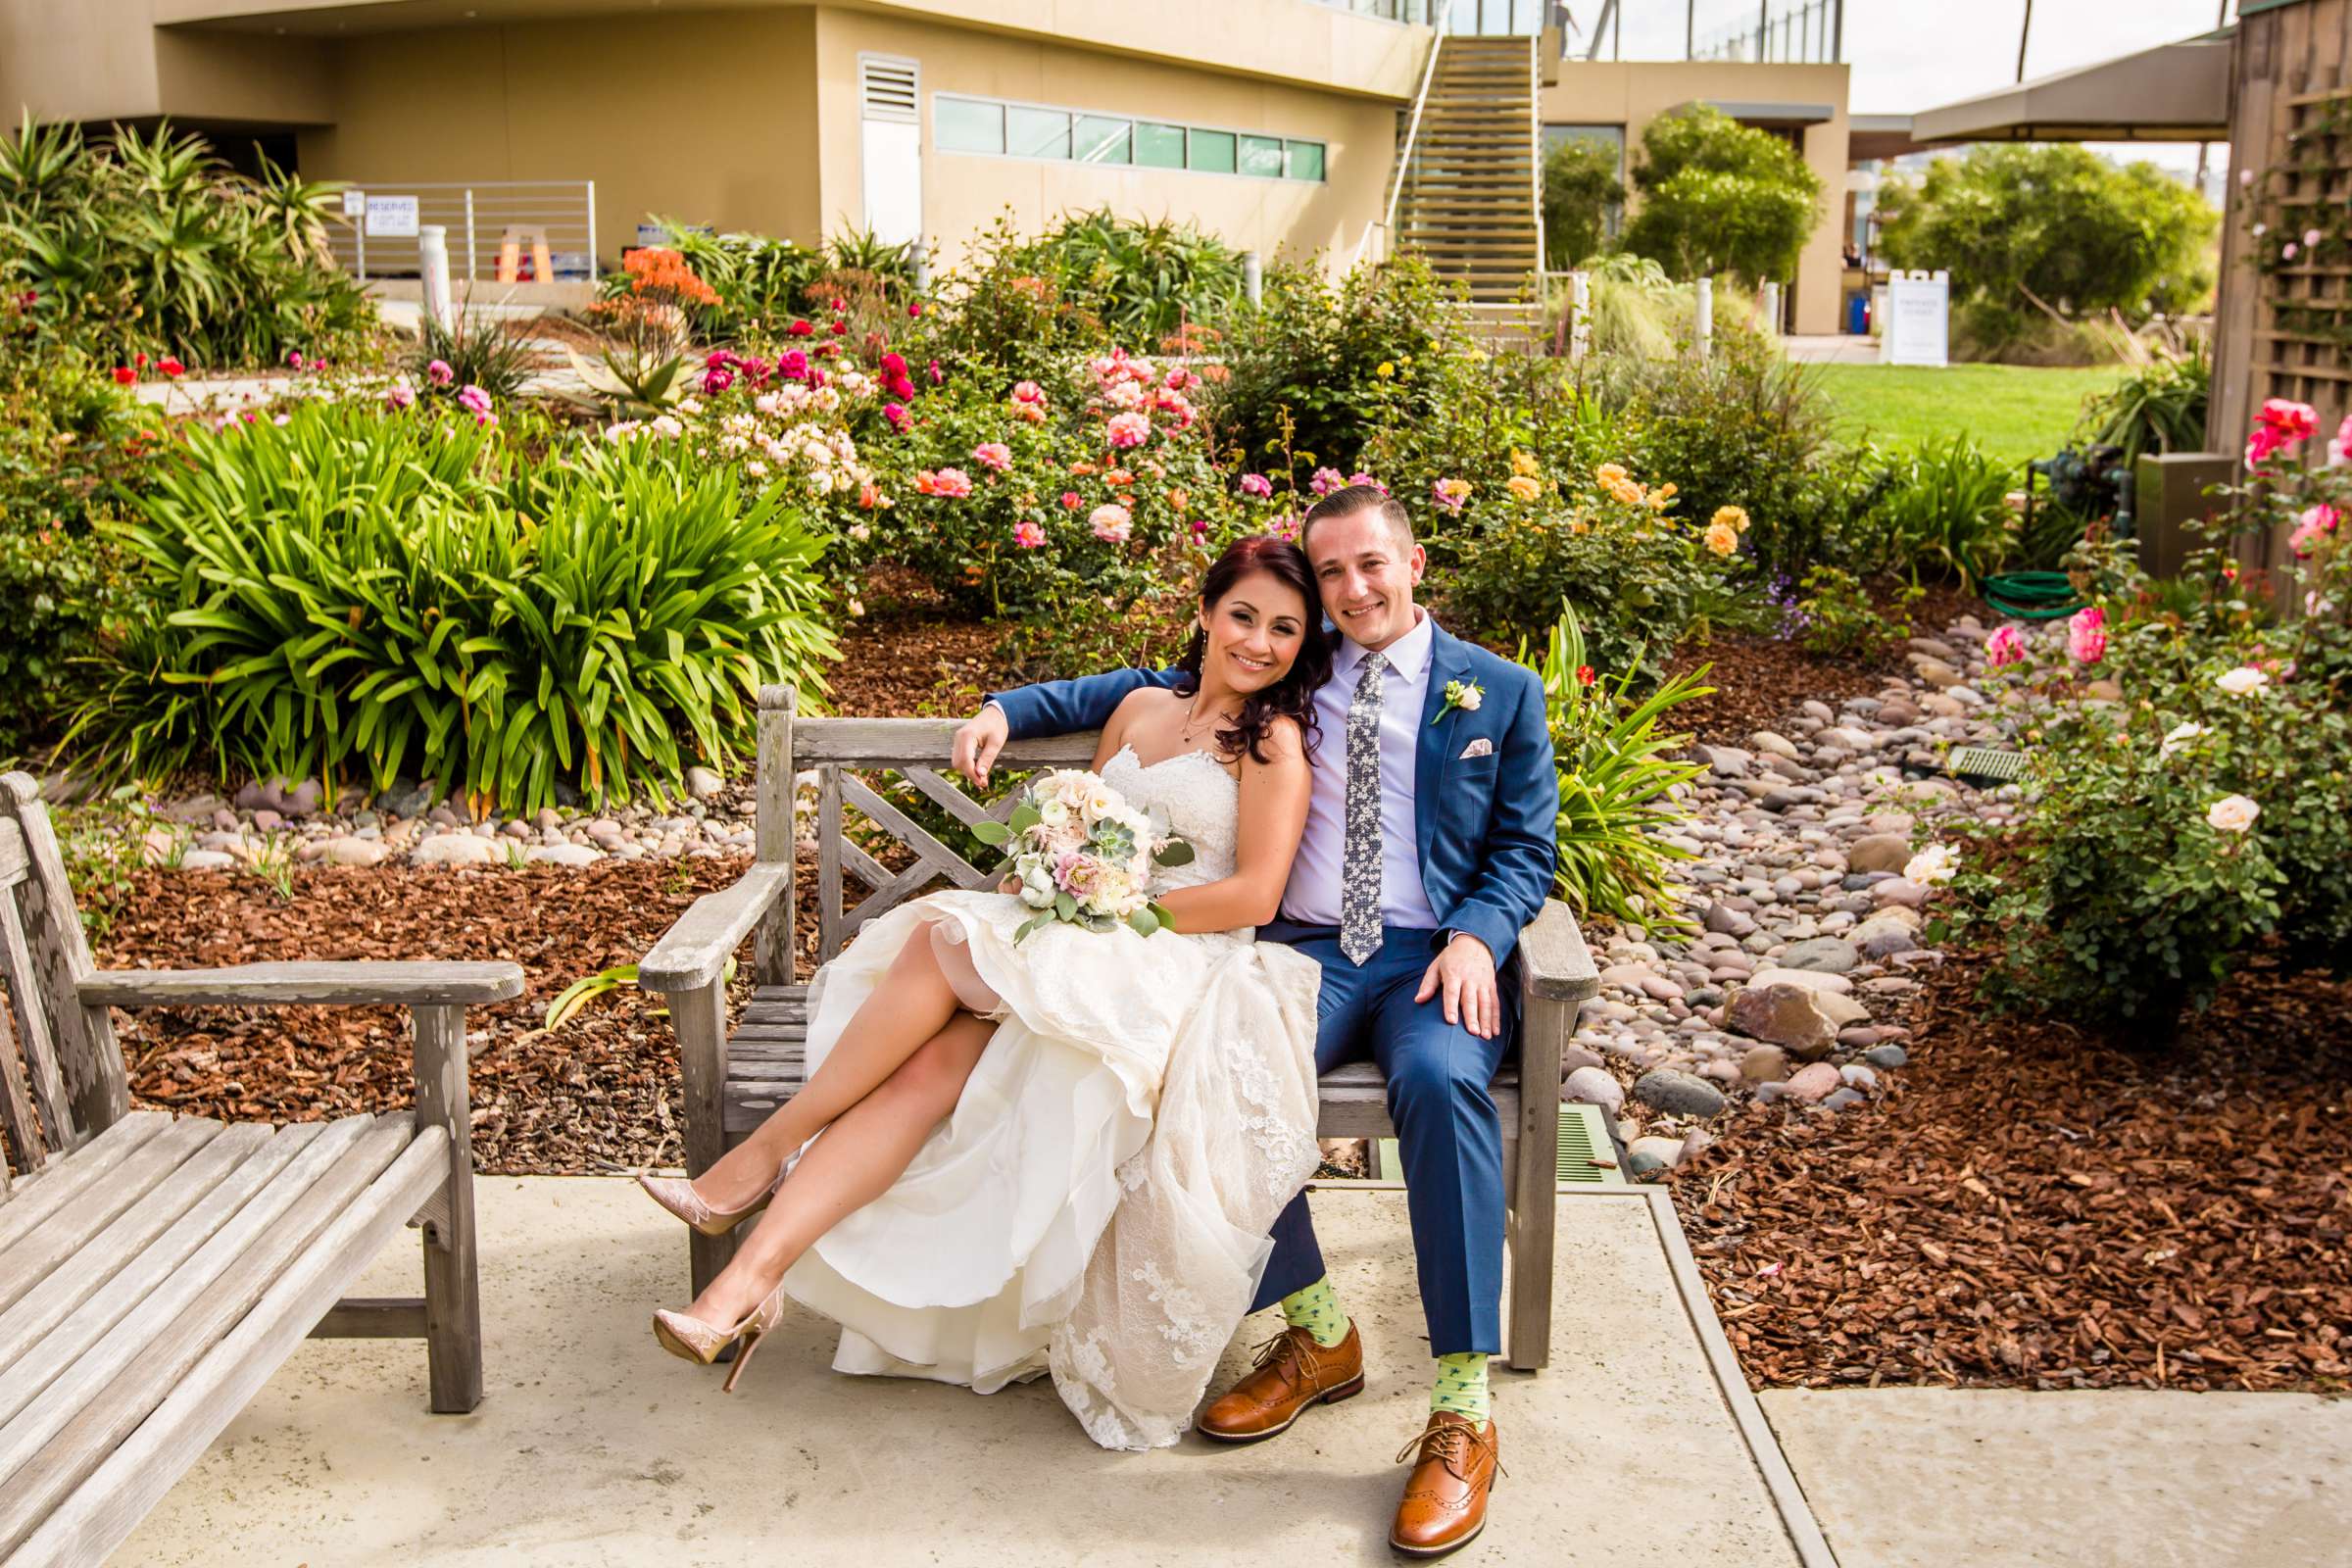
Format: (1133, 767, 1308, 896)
(970, 768, 1196, 939)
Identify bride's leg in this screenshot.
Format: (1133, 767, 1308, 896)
(692, 919, 973, 1210)
(686, 1010, 994, 1325)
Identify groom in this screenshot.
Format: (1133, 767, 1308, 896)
(953, 485, 1556, 1555)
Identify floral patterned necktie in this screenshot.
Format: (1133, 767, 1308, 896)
(1340, 652, 1388, 965)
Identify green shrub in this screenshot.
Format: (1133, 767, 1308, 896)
(610, 219, 915, 339)
(1541, 137, 1624, 271)
(0, 117, 372, 369)
(1583, 328, 1837, 578)
(1620, 105, 1822, 288)
(1861, 435, 2018, 589)
(2073, 341, 2211, 468)
(408, 307, 539, 405)
(71, 400, 839, 811)
(1002, 209, 1244, 345)
(1210, 256, 1456, 485)
(1529, 604, 1709, 932)
(1789, 564, 1919, 662)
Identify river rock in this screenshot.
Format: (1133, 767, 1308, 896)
(1562, 1065, 1624, 1112)
(1846, 834, 1911, 874)
(320, 836, 388, 868)
(1728, 981, 1863, 1057)
(1703, 902, 1757, 938)
(412, 832, 499, 867)
(1633, 1068, 1727, 1118)
(1739, 1044, 1790, 1084)
(1778, 937, 1859, 975)
(1626, 1136, 1685, 1178)
(1783, 1061, 1843, 1103)
(178, 849, 235, 871)
(527, 843, 604, 867)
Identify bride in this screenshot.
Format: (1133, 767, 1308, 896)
(642, 534, 1334, 1449)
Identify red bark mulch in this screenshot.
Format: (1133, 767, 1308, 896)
(1674, 951, 2352, 1394)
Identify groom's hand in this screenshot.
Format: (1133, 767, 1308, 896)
(953, 703, 1009, 787)
(1416, 933, 1499, 1040)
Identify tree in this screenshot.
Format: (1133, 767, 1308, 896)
(1619, 106, 1821, 287)
(1542, 137, 1625, 270)
(1873, 144, 2218, 346)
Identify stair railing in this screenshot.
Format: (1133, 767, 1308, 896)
(1348, 0, 1456, 274)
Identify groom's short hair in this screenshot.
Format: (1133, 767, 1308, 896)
(1299, 485, 1415, 555)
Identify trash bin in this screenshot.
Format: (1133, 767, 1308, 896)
(1845, 291, 1869, 334)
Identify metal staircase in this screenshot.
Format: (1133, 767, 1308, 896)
(1389, 31, 1544, 305)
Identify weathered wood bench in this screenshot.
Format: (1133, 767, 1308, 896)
(640, 687, 1599, 1372)
(0, 772, 523, 1567)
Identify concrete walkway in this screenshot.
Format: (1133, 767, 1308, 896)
(1782, 334, 1881, 365)
(1765, 1387, 2352, 1568)
(122, 1181, 1820, 1567)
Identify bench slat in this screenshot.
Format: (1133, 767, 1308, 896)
(0, 1123, 277, 1395)
(0, 1114, 405, 1541)
(0, 888, 76, 1163)
(0, 1118, 224, 1318)
(8, 1130, 452, 1568)
(0, 1115, 168, 1256)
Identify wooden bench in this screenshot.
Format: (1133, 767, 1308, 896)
(0, 772, 523, 1567)
(639, 688, 1599, 1372)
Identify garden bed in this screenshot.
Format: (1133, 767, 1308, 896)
(1678, 951, 2352, 1394)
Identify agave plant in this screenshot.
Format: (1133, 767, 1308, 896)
(1528, 604, 1712, 933)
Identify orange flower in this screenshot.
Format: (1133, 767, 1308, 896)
(1104, 468, 1135, 488)
(623, 247, 717, 307)
(1069, 461, 1098, 476)
(1167, 487, 1190, 511)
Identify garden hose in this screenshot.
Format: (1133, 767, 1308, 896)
(1982, 570, 2083, 621)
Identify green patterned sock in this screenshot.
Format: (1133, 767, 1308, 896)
(1431, 1352, 1491, 1423)
(1278, 1277, 1349, 1348)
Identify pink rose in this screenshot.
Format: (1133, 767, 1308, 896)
(1012, 380, 1045, 405)
(385, 383, 416, 411)
(1239, 473, 1273, 499)
(1985, 624, 2025, 667)
(2066, 606, 2106, 665)
(1059, 491, 1082, 510)
(427, 359, 454, 386)
(1105, 411, 1152, 450)
(1309, 466, 1347, 497)
(926, 467, 973, 498)
(457, 384, 493, 417)
(2290, 502, 2340, 557)
(702, 366, 734, 394)
(972, 441, 1013, 473)
(883, 402, 907, 429)
(1012, 520, 1047, 549)
(1089, 503, 1133, 543)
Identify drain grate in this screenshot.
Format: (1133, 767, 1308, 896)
(1557, 1102, 1627, 1186)
(1946, 746, 2030, 785)
(1371, 1104, 1627, 1187)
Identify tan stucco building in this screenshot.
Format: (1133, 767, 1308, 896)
(0, 1, 1854, 331)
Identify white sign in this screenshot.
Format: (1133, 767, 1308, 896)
(340, 188, 366, 218)
(1884, 270, 1950, 368)
(364, 195, 419, 238)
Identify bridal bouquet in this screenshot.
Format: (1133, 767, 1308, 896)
(971, 769, 1195, 939)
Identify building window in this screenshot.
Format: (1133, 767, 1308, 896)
(1136, 122, 1188, 170)
(1075, 115, 1131, 166)
(935, 94, 1324, 182)
(937, 97, 1004, 155)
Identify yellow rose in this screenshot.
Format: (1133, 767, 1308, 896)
(1595, 463, 1629, 485)
(1712, 504, 1751, 534)
(1509, 449, 1540, 478)
(1704, 519, 1740, 556)
(1506, 473, 1542, 502)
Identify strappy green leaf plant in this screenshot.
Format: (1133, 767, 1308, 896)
(1528, 603, 1712, 934)
(68, 400, 839, 813)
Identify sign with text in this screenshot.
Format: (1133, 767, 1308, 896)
(364, 195, 420, 238)
(341, 188, 366, 218)
(1884, 270, 1950, 368)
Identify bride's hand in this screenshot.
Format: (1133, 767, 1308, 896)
(954, 704, 1009, 788)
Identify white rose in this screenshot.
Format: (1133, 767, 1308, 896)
(1039, 799, 1071, 829)
(2206, 794, 2260, 833)
(1457, 683, 1483, 711)
(1903, 844, 1958, 885)
(1086, 789, 1117, 819)
(2215, 666, 2269, 696)
(2159, 721, 2205, 759)
(1018, 862, 1056, 906)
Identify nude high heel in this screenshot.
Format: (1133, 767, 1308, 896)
(637, 1165, 781, 1237)
(652, 1282, 788, 1394)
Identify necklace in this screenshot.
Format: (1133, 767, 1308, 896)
(1181, 694, 1237, 745)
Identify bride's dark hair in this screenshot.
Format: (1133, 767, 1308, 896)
(1172, 534, 1334, 764)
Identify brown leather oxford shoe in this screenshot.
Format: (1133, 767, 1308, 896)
(1389, 1410, 1503, 1556)
(1197, 1321, 1365, 1442)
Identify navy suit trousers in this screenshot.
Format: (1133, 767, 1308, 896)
(1250, 921, 1520, 1357)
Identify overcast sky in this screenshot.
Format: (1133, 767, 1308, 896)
(1569, 0, 2235, 177)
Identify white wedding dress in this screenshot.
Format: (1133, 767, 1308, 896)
(778, 745, 1324, 1449)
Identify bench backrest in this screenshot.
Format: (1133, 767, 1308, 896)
(0, 773, 127, 1190)
(746, 686, 1097, 983)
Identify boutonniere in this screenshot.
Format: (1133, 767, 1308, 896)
(1432, 679, 1484, 725)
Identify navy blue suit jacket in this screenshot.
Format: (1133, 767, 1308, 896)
(988, 621, 1557, 968)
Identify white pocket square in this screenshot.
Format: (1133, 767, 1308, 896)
(1458, 738, 1494, 760)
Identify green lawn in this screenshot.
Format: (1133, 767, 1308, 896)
(1807, 363, 2131, 468)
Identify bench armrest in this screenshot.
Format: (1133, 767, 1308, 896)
(637, 861, 792, 994)
(1516, 900, 1599, 1004)
(79, 961, 525, 1009)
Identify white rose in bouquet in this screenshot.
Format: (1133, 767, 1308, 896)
(971, 768, 1197, 940)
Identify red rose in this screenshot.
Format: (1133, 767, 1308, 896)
(1575, 665, 1595, 686)
(788, 318, 813, 337)
(158, 356, 185, 378)
(111, 366, 135, 385)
